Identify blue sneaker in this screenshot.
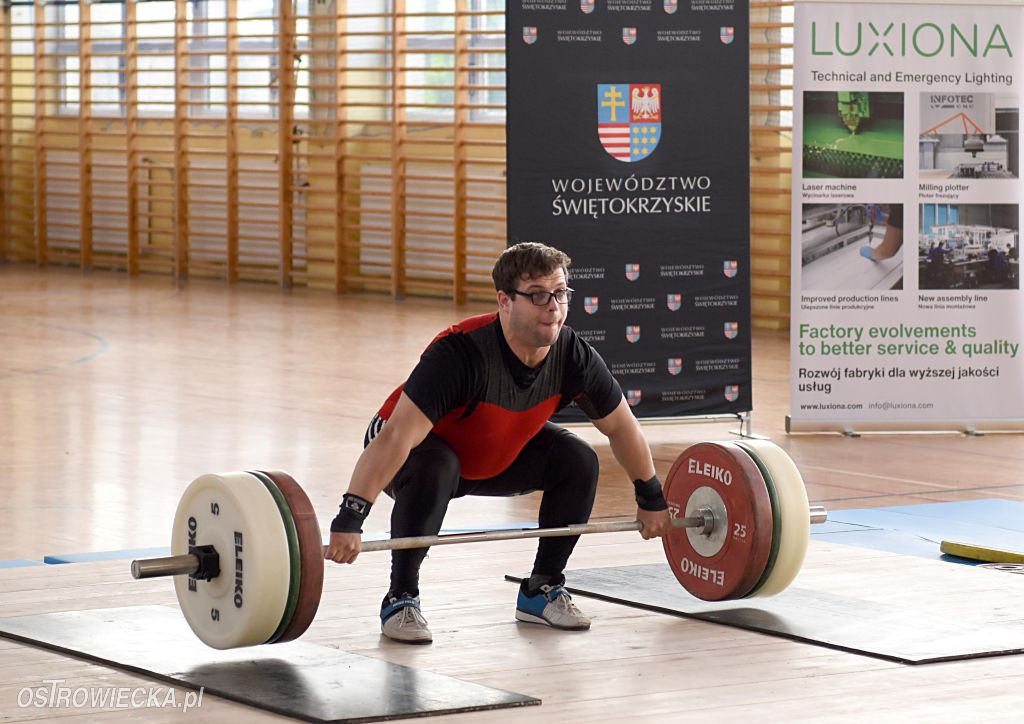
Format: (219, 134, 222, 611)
(515, 582, 591, 630)
(381, 594, 432, 644)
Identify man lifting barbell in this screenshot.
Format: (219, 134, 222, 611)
(324, 242, 672, 644)
(131, 448, 827, 649)
(129, 247, 827, 652)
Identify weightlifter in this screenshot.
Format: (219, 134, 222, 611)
(325, 242, 671, 643)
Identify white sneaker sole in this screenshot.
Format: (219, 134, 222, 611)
(515, 609, 591, 631)
(381, 629, 433, 644)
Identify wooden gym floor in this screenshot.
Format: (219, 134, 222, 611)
(3, 265, 1024, 721)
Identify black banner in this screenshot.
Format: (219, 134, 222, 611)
(506, 0, 753, 419)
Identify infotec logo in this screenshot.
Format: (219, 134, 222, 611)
(810, 21, 1012, 58)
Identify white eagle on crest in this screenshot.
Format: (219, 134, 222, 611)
(630, 86, 660, 119)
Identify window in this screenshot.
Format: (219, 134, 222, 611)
(400, 0, 505, 123)
(402, 0, 456, 122)
(52, 2, 128, 116)
(466, 0, 505, 121)
(779, 3, 794, 128)
(51, 1, 282, 118)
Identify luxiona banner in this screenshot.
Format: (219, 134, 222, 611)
(507, 0, 752, 421)
(790, 0, 1024, 433)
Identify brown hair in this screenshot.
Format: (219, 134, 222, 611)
(491, 242, 571, 292)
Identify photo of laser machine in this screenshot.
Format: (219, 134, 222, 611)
(919, 92, 1019, 179)
(803, 92, 904, 179)
(801, 203, 903, 290)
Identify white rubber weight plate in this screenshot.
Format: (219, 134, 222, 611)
(735, 441, 810, 597)
(171, 472, 291, 649)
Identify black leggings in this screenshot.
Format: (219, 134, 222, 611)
(383, 422, 600, 597)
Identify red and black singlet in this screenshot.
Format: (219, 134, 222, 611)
(366, 313, 621, 480)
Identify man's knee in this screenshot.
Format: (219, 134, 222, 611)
(549, 432, 599, 490)
(386, 443, 461, 500)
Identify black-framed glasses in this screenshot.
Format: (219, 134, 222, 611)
(509, 288, 574, 306)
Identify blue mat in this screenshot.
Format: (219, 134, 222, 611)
(813, 498, 1024, 564)
(868, 499, 1024, 531)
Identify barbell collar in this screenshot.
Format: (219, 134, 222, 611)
(131, 506, 828, 580)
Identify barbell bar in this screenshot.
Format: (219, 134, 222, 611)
(132, 507, 828, 580)
(131, 440, 828, 649)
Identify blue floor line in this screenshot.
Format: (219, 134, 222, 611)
(44, 547, 171, 565)
(41, 524, 543, 566)
(0, 559, 44, 569)
(36, 501, 1022, 568)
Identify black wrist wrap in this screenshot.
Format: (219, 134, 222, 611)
(633, 475, 668, 512)
(330, 493, 373, 533)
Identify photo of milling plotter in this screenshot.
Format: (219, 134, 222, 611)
(919, 92, 1019, 179)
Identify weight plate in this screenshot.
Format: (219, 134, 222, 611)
(260, 469, 324, 643)
(733, 440, 810, 597)
(171, 472, 290, 649)
(662, 442, 773, 601)
(247, 471, 302, 644)
(730, 442, 782, 598)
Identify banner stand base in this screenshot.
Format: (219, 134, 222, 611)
(785, 416, 1024, 436)
(731, 411, 769, 440)
(624, 411, 765, 439)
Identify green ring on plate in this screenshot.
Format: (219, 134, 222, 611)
(734, 441, 781, 598)
(248, 470, 301, 643)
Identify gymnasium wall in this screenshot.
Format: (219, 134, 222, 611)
(0, 0, 793, 328)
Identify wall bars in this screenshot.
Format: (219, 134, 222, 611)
(0, 0, 794, 327)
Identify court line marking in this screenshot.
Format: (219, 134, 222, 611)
(0, 323, 109, 380)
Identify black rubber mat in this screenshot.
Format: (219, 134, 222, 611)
(508, 564, 1024, 665)
(0, 605, 539, 722)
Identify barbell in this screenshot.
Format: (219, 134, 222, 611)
(131, 439, 827, 650)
